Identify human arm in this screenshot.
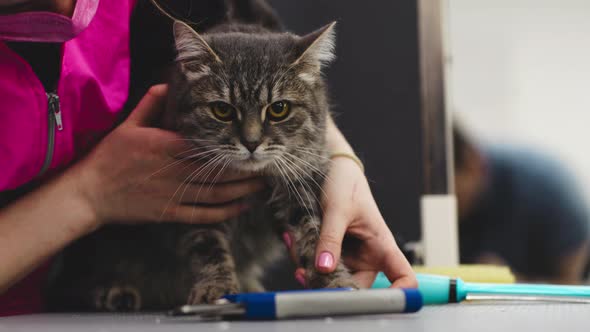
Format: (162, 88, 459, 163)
(0, 85, 263, 294)
(0, 166, 98, 294)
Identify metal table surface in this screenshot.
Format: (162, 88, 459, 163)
(1, 303, 589, 332)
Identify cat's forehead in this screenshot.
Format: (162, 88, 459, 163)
(198, 33, 302, 104)
(207, 33, 297, 70)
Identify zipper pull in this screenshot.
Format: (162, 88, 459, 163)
(47, 93, 63, 131)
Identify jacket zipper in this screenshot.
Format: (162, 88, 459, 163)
(37, 92, 64, 177)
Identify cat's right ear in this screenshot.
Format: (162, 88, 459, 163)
(173, 20, 222, 65)
(291, 22, 336, 84)
(293, 22, 336, 69)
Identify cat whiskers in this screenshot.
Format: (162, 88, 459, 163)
(273, 158, 313, 220)
(142, 137, 221, 182)
(274, 157, 320, 235)
(166, 138, 219, 143)
(271, 148, 330, 200)
(270, 159, 293, 200)
(174, 144, 227, 158)
(158, 148, 225, 221)
(177, 153, 227, 207)
(286, 156, 327, 178)
(142, 147, 222, 184)
(293, 147, 338, 189)
(284, 152, 330, 188)
(294, 147, 331, 161)
(205, 155, 233, 194)
(279, 156, 323, 215)
(186, 154, 231, 220)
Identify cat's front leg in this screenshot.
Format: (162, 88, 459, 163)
(98, 285, 142, 312)
(179, 228, 240, 304)
(289, 216, 359, 289)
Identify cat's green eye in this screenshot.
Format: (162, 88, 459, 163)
(210, 102, 236, 122)
(267, 101, 291, 122)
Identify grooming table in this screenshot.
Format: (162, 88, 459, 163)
(1, 303, 588, 332)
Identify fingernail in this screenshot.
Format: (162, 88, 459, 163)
(282, 232, 292, 250)
(316, 252, 334, 269)
(295, 272, 306, 287)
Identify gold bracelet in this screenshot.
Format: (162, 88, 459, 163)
(329, 152, 365, 173)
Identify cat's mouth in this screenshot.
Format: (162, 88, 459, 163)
(231, 152, 274, 172)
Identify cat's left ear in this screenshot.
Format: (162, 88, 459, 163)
(293, 22, 337, 75)
(173, 20, 222, 65)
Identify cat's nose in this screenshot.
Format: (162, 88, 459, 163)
(243, 140, 261, 153)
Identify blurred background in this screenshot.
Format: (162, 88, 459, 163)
(269, 0, 424, 243)
(447, 0, 590, 283)
(270, 0, 590, 283)
(449, 0, 590, 202)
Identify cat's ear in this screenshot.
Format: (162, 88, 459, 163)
(292, 22, 337, 75)
(173, 20, 222, 65)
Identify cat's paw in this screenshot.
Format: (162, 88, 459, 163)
(324, 276, 360, 289)
(98, 286, 142, 312)
(307, 273, 360, 290)
(306, 265, 360, 290)
(187, 282, 238, 305)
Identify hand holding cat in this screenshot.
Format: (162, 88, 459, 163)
(74, 85, 264, 226)
(284, 120, 417, 289)
(317, 156, 417, 288)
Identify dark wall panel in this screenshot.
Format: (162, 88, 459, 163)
(268, 0, 423, 241)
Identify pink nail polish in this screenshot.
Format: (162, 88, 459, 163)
(295, 273, 306, 287)
(317, 252, 334, 269)
(282, 232, 292, 250)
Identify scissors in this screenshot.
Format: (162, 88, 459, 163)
(169, 288, 422, 320)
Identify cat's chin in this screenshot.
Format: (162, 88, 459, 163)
(231, 158, 274, 173)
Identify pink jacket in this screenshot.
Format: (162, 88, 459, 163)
(0, 0, 135, 315)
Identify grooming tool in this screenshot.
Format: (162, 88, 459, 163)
(412, 264, 516, 283)
(169, 288, 422, 320)
(372, 272, 590, 305)
(465, 294, 590, 304)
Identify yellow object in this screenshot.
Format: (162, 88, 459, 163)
(412, 264, 516, 284)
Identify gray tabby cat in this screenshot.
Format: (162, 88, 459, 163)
(46, 20, 357, 311)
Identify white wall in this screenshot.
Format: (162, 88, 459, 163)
(447, 0, 590, 197)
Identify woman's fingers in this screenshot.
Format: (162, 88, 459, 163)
(126, 84, 168, 127)
(294, 268, 307, 288)
(166, 202, 251, 224)
(282, 232, 299, 263)
(215, 171, 261, 183)
(314, 203, 350, 273)
(178, 178, 266, 205)
(351, 270, 378, 288)
(379, 238, 418, 288)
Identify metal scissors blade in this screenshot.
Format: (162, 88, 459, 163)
(168, 302, 245, 317)
(466, 293, 590, 304)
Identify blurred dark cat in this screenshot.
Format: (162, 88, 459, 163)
(45, 19, 358, 311)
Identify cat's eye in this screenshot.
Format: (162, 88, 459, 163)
(210, 102, 237, 122)
(267, 101, 291, 122)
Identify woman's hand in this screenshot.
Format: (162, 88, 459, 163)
(284, 118, 416, 289)
(0, 84, 264, 293)
(318, 157, 416, 288)
(74, 85, 264, 225)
